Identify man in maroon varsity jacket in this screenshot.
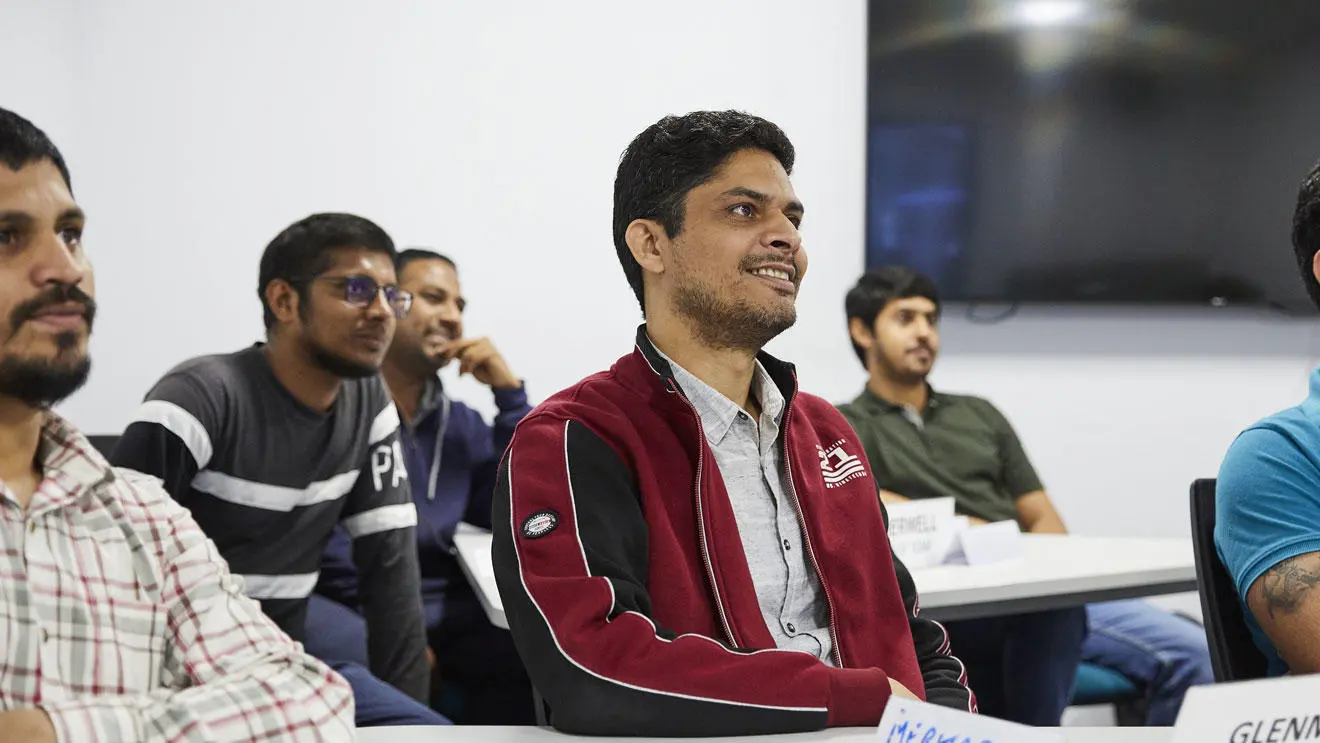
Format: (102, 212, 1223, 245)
(491, 110, 975, 736)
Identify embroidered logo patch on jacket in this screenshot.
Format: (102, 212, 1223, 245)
(817, 439, 868, 488)
(521, 509, 560, 539)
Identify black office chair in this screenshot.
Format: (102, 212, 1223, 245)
(87, 435, 120, 459)
(1189, 478, 1269, 682)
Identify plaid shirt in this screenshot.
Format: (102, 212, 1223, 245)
(0, 414, 354, 742)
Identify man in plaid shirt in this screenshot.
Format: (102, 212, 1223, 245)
(0, 109, 354, 741)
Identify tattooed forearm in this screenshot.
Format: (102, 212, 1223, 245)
(1257, 554, 1320, 619)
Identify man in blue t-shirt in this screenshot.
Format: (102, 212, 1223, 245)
(1218, 158, 1320, 676)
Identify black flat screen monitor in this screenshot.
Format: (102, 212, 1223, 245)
(866, 0, 1320, 311)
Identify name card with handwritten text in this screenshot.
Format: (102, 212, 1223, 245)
(877, 697, 1062, 743)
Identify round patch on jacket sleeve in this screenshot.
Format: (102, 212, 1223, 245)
(521, 509, 560, 539)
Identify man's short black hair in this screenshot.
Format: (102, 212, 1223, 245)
(257, 213, 396, 329)
(844, 266, 941, 367)
(0, 107, 72, 193)
(396, 248, 457, 278)
(613, 110, 796, 314)
(1292, 159, 1320, 311)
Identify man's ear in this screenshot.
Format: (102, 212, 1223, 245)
(625, 218, 668, 277)
(265, 279, 302, 327)
(849, 316, 876, 352)
(1311, 249, 1320, 293)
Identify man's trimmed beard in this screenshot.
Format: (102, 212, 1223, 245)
(0, 343, 91, 408)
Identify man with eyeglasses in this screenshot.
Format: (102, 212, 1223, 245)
(312, 248, 536, 724)
(112, 213, 449, 728)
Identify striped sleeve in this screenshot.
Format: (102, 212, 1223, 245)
(341, 395, 428, 703)
(340, 402, 417, 535)
(491, 416, 894, 736)
(110, 371, 219, 503)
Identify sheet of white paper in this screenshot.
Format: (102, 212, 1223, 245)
(938, 516, 971, 564)
(958, 520, 1024, 566)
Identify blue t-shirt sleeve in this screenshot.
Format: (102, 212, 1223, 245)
(1216, 423, 1320, 604)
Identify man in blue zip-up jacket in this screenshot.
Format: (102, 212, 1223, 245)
(311, 249, 536, 724)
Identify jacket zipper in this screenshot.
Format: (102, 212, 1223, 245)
(673, 382, 738, 648)
(780, 394, 846, 668)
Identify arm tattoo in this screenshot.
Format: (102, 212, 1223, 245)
(1259, 554, 1320, 619)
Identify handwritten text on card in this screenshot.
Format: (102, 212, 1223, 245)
(876, 698, 1062, 743)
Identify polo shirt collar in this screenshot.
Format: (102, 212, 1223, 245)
(853, 383, 944, 415)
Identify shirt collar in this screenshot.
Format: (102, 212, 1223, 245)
(651, 339, 785, 446)
(23, 413, 116, 514)
(853, 383, 943, 415)
(632, 324, 799, 402)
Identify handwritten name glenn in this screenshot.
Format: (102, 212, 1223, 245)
(1231, 715, 1320, 743)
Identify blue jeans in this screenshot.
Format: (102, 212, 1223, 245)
(305, 593, 371, 666)
(1081, 600, 1213, 725)
(307, 595, 451, 727)
(428, 595, 536, 725)
(308, 592, 534, 725)
(944, 606, 1088, 726)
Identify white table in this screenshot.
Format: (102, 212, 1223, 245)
(453, 524, 505, 628)
(909, 534, 1196, 621)
(355, 725, 1173, 743)
(452, 528, 1196, 629)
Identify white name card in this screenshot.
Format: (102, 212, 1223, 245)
(958, 520, 1024, 566)
(887, 498, 959, 569)
(1172, 674, 1320, 743)
(876, 697, 1062, 743)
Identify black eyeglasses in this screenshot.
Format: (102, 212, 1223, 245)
(299, 274, 413, 319)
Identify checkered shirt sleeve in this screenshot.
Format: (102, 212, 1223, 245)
(0, 417, 355, 742)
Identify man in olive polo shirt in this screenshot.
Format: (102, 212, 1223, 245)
(837, 266, 1212, 727)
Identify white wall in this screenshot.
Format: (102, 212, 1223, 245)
(1, 0, 80, 186)
(5, 0, 1319, 556)
(49, 0, 869, 431)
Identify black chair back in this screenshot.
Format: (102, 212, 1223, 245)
(87, 435, 120, 459)
(1190, 478, 1269, 682)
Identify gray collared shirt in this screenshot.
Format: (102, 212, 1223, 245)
(657, 346, 834, 664)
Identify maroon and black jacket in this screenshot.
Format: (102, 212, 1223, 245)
(492, 329, 974, 735)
